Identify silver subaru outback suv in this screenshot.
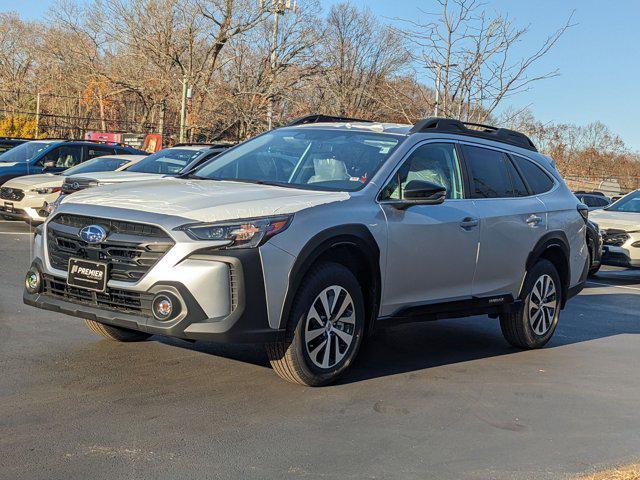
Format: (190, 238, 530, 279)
(24, 115, 589, 386)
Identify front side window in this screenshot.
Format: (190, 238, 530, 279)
(62, 157, 130, 176)
(512, 155, 554, 194)
(463, 145, 514, 199)
(606, 190, 640, 213)
(193, 128, 402, 191)
(380, 142, 463, 200)
(126, 148, 202, 174)
(42, 146, 83, 168)
(0, 141, 54, 163)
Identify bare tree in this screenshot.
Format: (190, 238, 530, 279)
(319, 2, 410, 118)
(398, 0, 574, 122)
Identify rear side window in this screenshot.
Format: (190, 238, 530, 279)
(462, 145, 514, 199)
(512, 155, 554, 194)
(87, 146, 117, 159)
(504, 159, 529, 197)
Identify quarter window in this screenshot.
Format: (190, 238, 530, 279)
(381, 143, 464, 200)
(462, 145, 514, 199)
(512, 155, 554, 194)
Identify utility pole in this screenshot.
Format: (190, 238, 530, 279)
(433, 63, 442, 117)
(179, 74, 188, 143)
(427, 60, 458, 117)
(262, 0, 298, 130)
(35, 92, 41, 138)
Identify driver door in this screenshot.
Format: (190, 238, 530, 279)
(379, 142, 480, 316)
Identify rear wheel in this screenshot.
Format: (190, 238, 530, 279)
(587, 238, 601, 277)
(500, 259, 561, 349)
(266, 262, 365, 386)
(84, 319, 151, 342)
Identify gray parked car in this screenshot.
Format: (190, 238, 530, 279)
(24, 115, 589, 386)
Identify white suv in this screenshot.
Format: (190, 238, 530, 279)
(590, 190, 640, 268)
(24, 116, 589, 386)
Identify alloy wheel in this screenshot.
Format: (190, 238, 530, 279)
(527, 274, 557, 336)
(304, 285, 356, 369)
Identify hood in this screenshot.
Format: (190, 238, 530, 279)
(79, 171, 163, 183)
(589, 209, 640, 231)
(63, 178, 350, 223)
(3, 173, 61, 190)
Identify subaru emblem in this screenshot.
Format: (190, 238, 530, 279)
(79, 225, 108, 244)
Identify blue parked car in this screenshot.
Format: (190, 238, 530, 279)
(0, 139, 146, 186)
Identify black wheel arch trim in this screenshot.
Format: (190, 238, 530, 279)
(524, 230, 572, 307)
(280, 224, 382, 336)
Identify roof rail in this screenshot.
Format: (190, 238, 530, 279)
(173, 142, 234, 148)
(286, 114, 374, 126)
(409, 117, 537, 152)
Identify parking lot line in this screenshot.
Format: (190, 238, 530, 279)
(0, 232, 32, 235)
(586, 280, 640, 292)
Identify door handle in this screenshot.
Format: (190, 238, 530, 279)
(526, 214, 543, 227)
(460, 217, 479, 230)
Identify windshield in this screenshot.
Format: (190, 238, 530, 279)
(193, 128, 402, 191)
(62, 157, 132, 176)
(605, 190, 640, 213)
(0, 141, 54, 163)
(126, 148, 201, 174)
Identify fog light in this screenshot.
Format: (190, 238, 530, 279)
(152, 294, 175, 321)
(25, 269, 42, 294)
(632, 241, 640, 248)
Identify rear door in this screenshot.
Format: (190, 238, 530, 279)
(461, 143, 547, 298)
(380, 141, 480, 313)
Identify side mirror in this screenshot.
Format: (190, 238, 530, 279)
(42, 160, 55, 171)
(398, 180, 447, 207)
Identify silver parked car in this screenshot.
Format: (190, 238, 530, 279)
(24, 115, 589, 386)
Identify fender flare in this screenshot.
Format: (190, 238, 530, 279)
(279, 224, 381, 333)
(523, 230, 571, 304)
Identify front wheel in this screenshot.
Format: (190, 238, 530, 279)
(266, 262, 365, 386)
(500, 259, 561, 349)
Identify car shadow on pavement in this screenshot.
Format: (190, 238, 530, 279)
(148, 288, 640, 385)
(338, 290, 640, 384)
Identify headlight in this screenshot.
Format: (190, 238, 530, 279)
(43, 195, 64, 216)
(178, 215, 292, 249)
(32, 186, 61, 195)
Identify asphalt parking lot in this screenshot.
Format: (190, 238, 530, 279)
(1, 219, 639, 480)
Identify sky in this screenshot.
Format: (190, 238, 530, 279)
(3, 0, 640, 149)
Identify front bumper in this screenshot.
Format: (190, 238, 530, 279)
(600, 246, 640, 268)
(24, 246, 285, 344)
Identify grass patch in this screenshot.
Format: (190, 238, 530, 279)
(576, 464, 640, 480)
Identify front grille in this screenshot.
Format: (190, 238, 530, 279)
(47, 214, 174, 282)
(0, 187, 24, 201)
(42, 274, 153, 317)
(602, 230, 629, 247)
(229, 264, 239, 311)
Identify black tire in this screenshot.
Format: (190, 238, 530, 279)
(587, 238, 601, 277)
(84, 319, 152, 342)
(500, 259, 562, 349)
(266, 262, 366, 386)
